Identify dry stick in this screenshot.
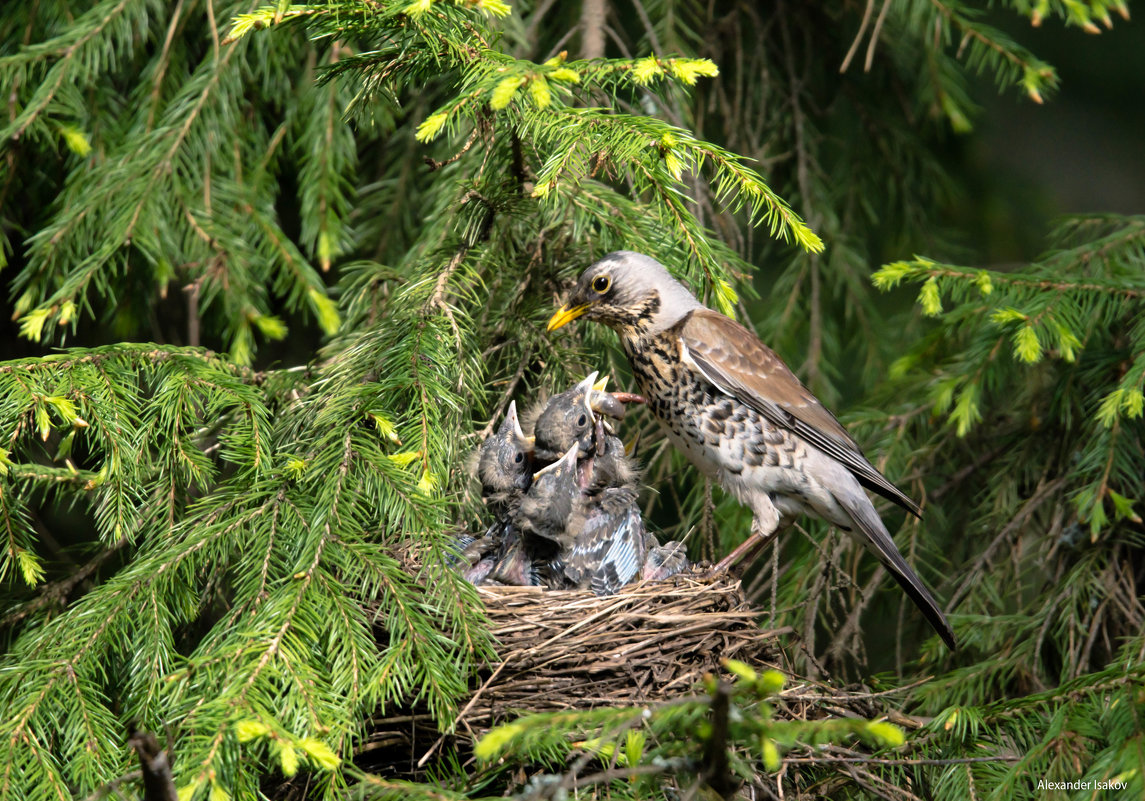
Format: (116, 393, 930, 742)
(785, 754, 1020, 766)
(425, 127, 479, 171)
(777, 674, 934, 703)
(826, 563, 886, 661)
(80, 771, 143, 801)
(184, 278, 201, 348)
(840, 0, 877, 73)
(864, 0, 894, 71)
(523, 0, 562, 47)
(570, 760, 681, 788)
(629, 0, 664, 55)
(945, 475, 1065, 612)
(415, 659, 512, 768)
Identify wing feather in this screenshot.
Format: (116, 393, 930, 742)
(589, 504, 645, 596)
(677, 310, 921, 517)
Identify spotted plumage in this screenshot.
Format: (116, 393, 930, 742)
(568, 487, 648, 596)
(547, 250, 954, 649)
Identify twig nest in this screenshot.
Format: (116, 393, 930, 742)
(361, 570, 789, 779)
(457, 570, 781, 731)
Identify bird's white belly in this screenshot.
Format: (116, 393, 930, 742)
(657, 413, 845, 527)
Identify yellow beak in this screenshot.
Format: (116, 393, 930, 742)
(546, 303, 590, 332)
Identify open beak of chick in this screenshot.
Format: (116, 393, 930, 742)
(533, 442, 580, 484)
(505, 400, 534, 449)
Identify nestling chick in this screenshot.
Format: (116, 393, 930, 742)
(562, 486, 649, 596)
(531, 372, 637, 464)
(642, 540, 690, 582)
(487, 521, 542, 586)
(532, 373, 602, 465)
(452, 523, 501, 584)
(477, 400, 534, 512)
(513, 445, 582, 550)
(582, 416, 639, 494)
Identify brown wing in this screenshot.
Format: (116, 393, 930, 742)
(676, 309, 921, 517)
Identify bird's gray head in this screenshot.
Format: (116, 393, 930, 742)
(547, 251, 703, 336)
(534, 372, 598, 459)
(478, 400, 535, 494)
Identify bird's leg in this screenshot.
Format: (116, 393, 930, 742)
(707, 497, 781, 576)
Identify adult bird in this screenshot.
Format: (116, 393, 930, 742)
(546, 250, 955, 648)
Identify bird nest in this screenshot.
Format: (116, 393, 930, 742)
(360, 570, 787, 777)
(455, 570, 780, 729)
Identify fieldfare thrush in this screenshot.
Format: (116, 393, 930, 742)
(547, 250, 955, 648)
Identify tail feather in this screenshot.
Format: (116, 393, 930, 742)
(837, 492, 956, 650)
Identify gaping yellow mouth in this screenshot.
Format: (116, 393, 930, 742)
(546, 303, 590, 332)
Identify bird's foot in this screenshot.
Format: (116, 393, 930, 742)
(705, 529, 778, 578)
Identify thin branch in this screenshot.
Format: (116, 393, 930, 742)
(580, 0, 606, 59)
(840, 0, 877, 73)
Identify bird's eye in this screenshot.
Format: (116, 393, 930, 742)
(514, 451, 524, 464)
(576, 414, 588, 427)
(592, 275, 611, 294)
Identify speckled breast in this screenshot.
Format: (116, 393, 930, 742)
(621, 332, 795, 483)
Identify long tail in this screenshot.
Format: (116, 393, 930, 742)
(837, 492, 956, 650)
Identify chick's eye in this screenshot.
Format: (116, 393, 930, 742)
(514, 451, 524, 464)
(576, 414, 587, 427)
(592, 275, 610, 293)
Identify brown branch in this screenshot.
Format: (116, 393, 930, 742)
(425, 126, 479, 171)
(128, 729, 177, 801)
(864, 0, 893, 71)
(580, 0, 606, 59)
(146, 0, 187, 132)
(945, 475, 1067, 612)
(911, 257, 1145, 299)
(79, 770, 142, 801)
(840, 0, 877, 73)
(784, 753, 1020, 766)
